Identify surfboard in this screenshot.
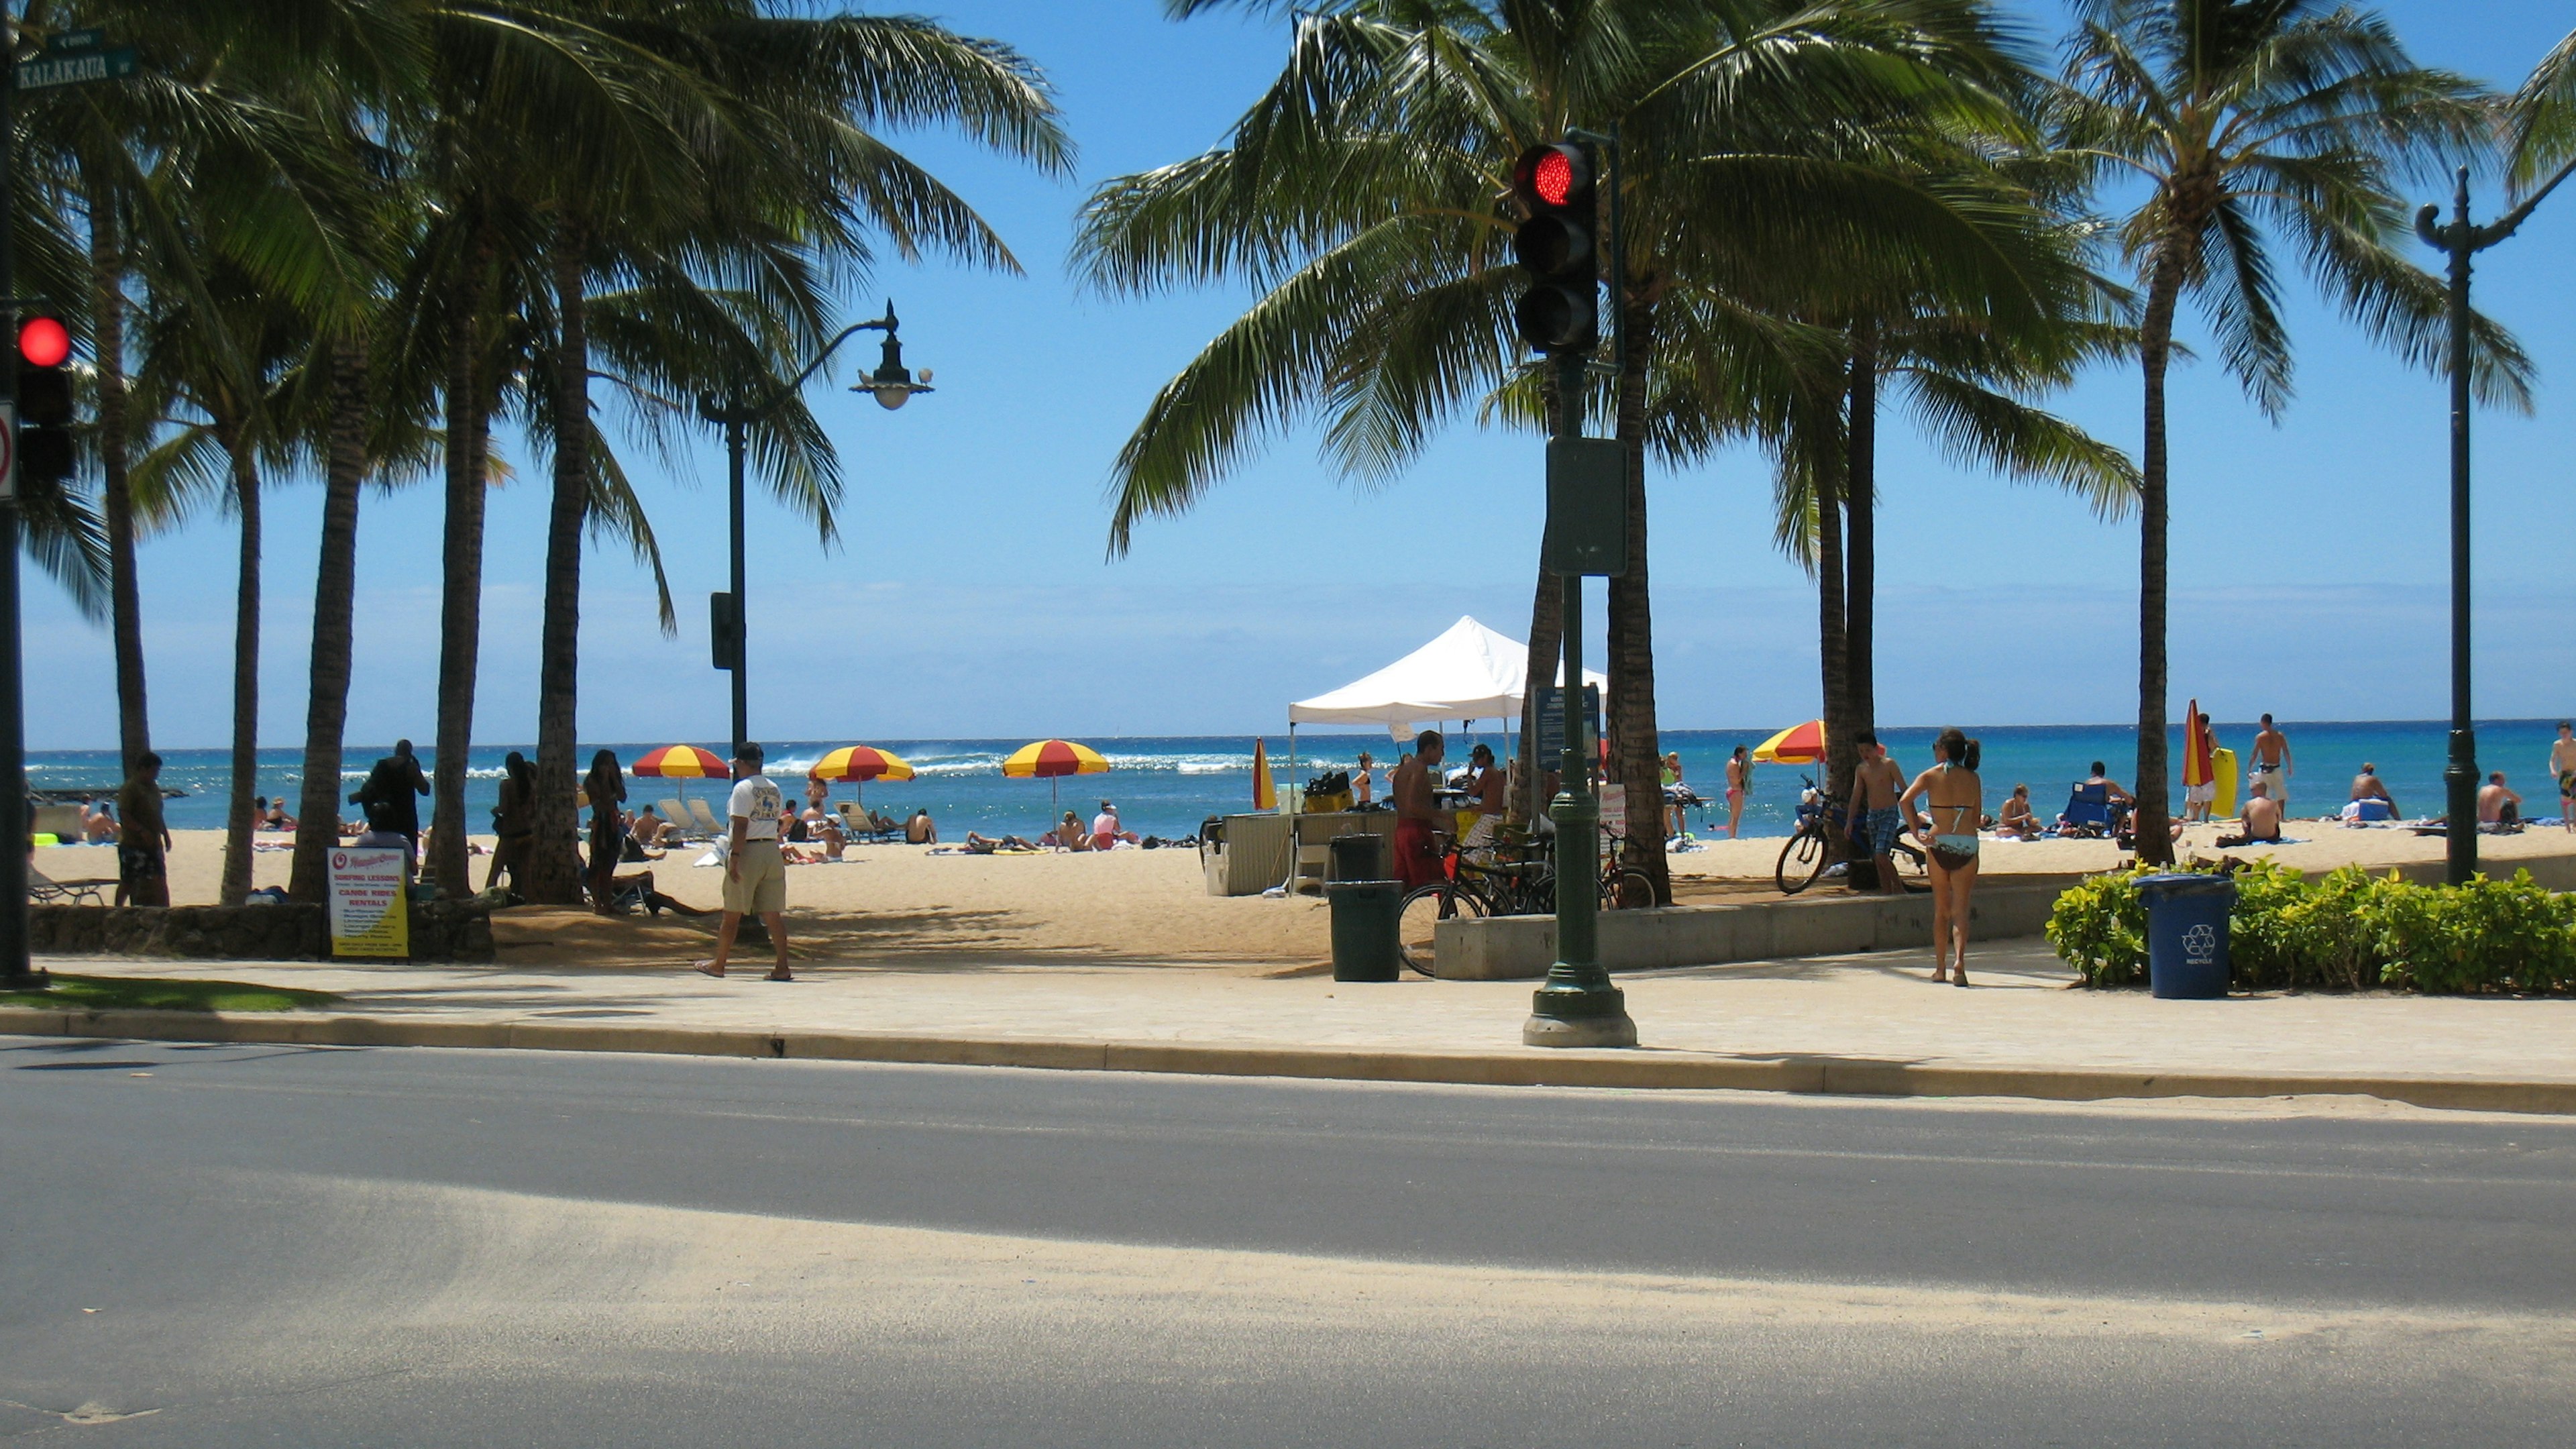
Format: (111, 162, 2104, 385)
(2212, 747, 2239, 818)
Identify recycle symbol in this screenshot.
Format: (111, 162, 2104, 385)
(2182, 922, 2218, 961)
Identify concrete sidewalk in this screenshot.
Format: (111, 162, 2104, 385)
(10, 941, 2576, 1112)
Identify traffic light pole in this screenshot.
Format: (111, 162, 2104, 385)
(0, 43, 38, 991)
(1523, 127, 1631, 1049)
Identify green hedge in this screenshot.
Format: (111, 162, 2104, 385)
(2045, 862, 2576, 994)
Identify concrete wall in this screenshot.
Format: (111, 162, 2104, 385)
(30, 902, 495, 963)
(1436, 881, 2076, 980)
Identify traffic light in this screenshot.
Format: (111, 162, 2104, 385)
(15, 315, 74, 490)
(1510, 141, 1599, 355)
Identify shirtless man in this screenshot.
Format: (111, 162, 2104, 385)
(2350, 763, 2396, 818)
(2249, 713, 2292, 809)
(1847, 731, 1908, 896)
(2237, 781, 2284, 843)
(2479, 772, 2522, 827)
(1391, 730, 1446, 892)
(2549, 722, 2576, 832)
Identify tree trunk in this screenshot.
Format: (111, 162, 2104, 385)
(2133, 258, 2184, 865)
(1817, 415, 1855, 828)
(290, 339, 370, 902)
(430, 225, 494, 899)
(1514, 360, 1567, 828)
(525, 221, 590, 906)
(1607, 293, 1666, 903)
(89, 189, 149, 775)
(218, 426, 260, 907)
(1844, 317, 1878, 742)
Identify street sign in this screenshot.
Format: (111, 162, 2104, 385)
(17, 47, 137, 91)
(45, 28, 105, 53)
(1532, 683, 1601, 760)
(1542, 436, 1625, 576)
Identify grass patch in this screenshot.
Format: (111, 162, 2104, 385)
(0, 974, 339, 1014)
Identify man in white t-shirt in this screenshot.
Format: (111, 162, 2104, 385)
(695, 741, 791, 980)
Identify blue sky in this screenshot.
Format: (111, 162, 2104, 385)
(29, 0, 2576, 749)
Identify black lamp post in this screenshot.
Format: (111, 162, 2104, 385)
(699, 301, 931, 753)
(2414, 163, 2571, 885)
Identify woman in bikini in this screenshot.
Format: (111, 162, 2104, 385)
(1724, 745, 1751, 839)
(1899, 729, 1982, 986)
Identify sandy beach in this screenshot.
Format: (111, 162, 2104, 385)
(34, 821, 2576, 975)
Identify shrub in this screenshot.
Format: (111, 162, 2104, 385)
(2045, 865, 2156, 986)
(2049, 864, 2576, 994)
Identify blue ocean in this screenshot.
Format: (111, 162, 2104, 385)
(31, 720, 2569, 841)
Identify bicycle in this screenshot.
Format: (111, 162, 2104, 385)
(1399, 830, 1658, 976)
(1775, 774, 1925, 896)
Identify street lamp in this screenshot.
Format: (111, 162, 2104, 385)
(700, 301, 931, 753)
(2414, 164, 2571, 885)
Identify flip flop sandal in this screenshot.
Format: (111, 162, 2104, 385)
(692, 961, 725, 978)
(765, 971, 794, 982)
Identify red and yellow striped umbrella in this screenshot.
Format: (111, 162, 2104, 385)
(810, 745, 915, 783)
(631, 744, 729, 778)
(1752, 719, 1825, 764)
(1002, 739, 1110, 779)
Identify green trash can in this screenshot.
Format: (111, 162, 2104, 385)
(1326, 879, 1401, 981)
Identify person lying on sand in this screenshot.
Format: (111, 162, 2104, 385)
(962, 831, 1039, 854)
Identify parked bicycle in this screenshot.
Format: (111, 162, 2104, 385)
(1774, 774, 1924, 896)
(1398, 830, 1655, 977)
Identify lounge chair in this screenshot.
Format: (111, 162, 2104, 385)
(653, 798, 698, 840)
(2057, 782, 2119, 839)
(835, 802, 902, 843)
(687, 798, 724, 835)
(30, 868, 109, 906)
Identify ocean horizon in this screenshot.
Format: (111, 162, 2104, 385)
(32, 718, 2572, 843)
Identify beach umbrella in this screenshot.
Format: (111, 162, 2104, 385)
(1252, 738, 1276, 811)
(1002, 739, 1110, 809)
(809, 745, 915, 783)
(631, 745, 728, 778)
(810, 744, 916, 813)
(1752, 719, 1826, 764)
(2182, 699, 2213, 788)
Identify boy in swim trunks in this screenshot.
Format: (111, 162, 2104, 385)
(1848, 731, 1907, 896)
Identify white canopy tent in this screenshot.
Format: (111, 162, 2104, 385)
(1289, 614, 1605, 743)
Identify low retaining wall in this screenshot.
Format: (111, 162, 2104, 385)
(30, 902, 494, 963)
(1435, 881, 2074, 980)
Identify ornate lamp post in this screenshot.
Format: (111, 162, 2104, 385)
(700, 302, 931, 753)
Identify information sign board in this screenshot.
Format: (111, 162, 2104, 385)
(327, 848, 410, 959)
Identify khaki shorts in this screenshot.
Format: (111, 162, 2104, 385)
(724, 839, 785, 915)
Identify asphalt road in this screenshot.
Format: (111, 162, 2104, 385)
(5, 1035, 2574, 1446)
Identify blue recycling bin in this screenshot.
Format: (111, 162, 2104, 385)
(2138, 873, 2235, 999)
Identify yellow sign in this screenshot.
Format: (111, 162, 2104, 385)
(327, 848, 411, 959)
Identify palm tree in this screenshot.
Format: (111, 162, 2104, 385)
(2054, 0, 2524, 864)
(513, 5, 1073, 906)
(131, 267, 307, 905)
(1081, 0, 2066, 899)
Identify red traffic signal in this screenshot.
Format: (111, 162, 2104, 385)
(17, 315, 68, 368)
(1509, 143, 1599, 354)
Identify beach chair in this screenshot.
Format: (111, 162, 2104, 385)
(30, 867, 108, 906)
(687, 798, 724, 835)
(2057, 782, 2116, 838)
(835, 802, 902, 843)
(653, 798, 698, 840)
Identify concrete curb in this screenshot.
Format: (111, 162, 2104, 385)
(3, 1006, 2572, 1114)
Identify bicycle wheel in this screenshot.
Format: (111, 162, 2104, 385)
(1775, 828, 1828, 895)
(1602, 869, 1656, 909)
(1397, 883, 1486, 977)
